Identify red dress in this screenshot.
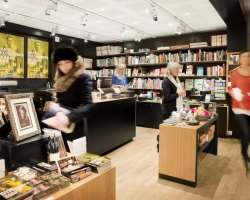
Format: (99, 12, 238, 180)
(229, 70, 250, 115)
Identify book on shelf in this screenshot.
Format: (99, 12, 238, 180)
(196, 66, 204, 76)
(186, 65, 194, 75)
(194, 79, 204, 91)
(189, 42, 208, 48)
(203, 79, 215, 91)
(214, 79, 226, 100)
(129, 78, 162, 90)
(206, 65, 225, 76)
(96, 57, 126, 67)
(185, 79, 194, 91)
(216, 35, 222, 46)
(211, 34, 227, 46)
(221, 34, 227, 46)
(83, 58, 93, 68)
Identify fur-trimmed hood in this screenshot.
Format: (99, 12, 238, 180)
(54, 56, 85, 93)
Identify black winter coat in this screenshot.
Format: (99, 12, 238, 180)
(162, 77, 178, 119)
(57, 73, 93, 144)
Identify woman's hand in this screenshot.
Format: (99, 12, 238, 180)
(178, 90, 186, 97)
(56, 112, 70, 126)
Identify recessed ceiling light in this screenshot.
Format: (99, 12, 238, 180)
(185, 12, 191, 16)
(100, 8, 105, 11)
(91, 34, 96, 39)
(144, 9, 150, 14)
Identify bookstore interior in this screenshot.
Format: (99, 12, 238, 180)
(0, 0, 249, 199)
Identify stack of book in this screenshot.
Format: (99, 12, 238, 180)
(96, 45, 123, 56)
(96, 57, 126, 67)
(190, 42, 208, 48)
(170, 44, 189, 50)
(77, 153, 111, 174)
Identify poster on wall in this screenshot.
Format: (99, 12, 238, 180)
(0, 33, 24, 78)
(28, 38, 49, 78)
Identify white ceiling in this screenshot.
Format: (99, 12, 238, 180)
(0, 0, 226, 42)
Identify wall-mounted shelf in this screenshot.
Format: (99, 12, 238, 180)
(96, 46, 227, 58)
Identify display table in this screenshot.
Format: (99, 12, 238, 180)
(159, 115, 218, 187)
(43, 167, 116, 200)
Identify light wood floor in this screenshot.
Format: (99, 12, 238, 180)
(107, 127, 250, 200)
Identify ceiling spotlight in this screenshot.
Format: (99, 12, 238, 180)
(134, 31, 144, 42)
(3, 0, 8, 7)
(175, 24, 185, 35)
(45, 0, 58, 16)
(51, 26, 58, 36)
(0, 17, 6, 27)
(150, 3, 158, 22)
(90, 34, 96, 40)
(81, 13, 89, 26)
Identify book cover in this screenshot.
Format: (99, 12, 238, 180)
(185, 79, 194, 91)
(196, 66, 204, 76)
(194, 79, 204, 91)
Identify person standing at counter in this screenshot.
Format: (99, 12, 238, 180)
(229, 51, 250, 172)
(161, 62, 186, 119)
(44, 47, 93, 149)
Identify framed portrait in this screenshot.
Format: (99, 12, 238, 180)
(27, 38, 49, 79)
(5, 93, 41, 142)
(228, 52, 240, 66)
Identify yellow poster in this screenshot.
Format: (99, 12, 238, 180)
(28, 38, 49, 78)
(0, 33, 24, 78)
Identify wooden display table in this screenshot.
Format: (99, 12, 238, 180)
(159, 116, 218, 187)
(43, 167, 116, 200)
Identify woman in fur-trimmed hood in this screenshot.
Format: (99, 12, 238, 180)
(47, 46, 93, 150)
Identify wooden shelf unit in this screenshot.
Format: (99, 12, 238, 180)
(42, 167, 116, 200)
(159, 116, 218, 187)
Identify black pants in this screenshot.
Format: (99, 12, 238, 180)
(235, 114, 250, 160)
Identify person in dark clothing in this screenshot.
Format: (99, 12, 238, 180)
(161, 62, 186, 119)
(45, 47, 93, 149)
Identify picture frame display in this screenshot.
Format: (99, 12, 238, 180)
(5, 93, 41, 142)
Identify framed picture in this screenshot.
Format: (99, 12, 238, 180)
(5, 93, 41, 142)
(0, 32, 24, 78)
(27, 38, 49, 79)
(228, 52, 240, 66)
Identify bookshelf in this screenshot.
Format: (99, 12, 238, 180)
(94, 43, 228, 101)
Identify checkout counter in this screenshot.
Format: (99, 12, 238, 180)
(33, 88, 136, 156)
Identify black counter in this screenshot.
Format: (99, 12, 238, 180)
(86, 97, 136, 155)
(136, 101, 163, 129)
